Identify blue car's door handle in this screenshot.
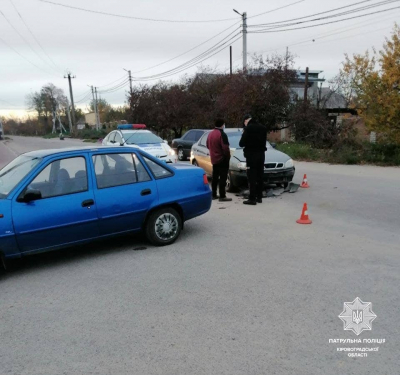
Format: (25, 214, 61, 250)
(141, 189, 151, 196)
(82, 199, 95, 207)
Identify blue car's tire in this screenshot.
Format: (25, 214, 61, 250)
(145, 207, 182, 246)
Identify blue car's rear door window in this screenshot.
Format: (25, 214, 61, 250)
(92, 153, 151, 189)
(142, 156, 173, 179)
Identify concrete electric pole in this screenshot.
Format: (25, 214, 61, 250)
(304, 67, 309, 103)
(90, 85, 99, 130)
(124, 68, 133, 95)
(233, 9, 247, 71)
(64, 72, 76, 129)
(94, 87, 101, 130)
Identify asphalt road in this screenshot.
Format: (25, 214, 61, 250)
(1, 136, 399, 375)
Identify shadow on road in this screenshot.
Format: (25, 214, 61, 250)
(0, 221, 203, 280)
(0, 233, 150, 280)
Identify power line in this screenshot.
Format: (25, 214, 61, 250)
(0, 98, 20, 107)
(98, 79, 130, 94)
(131, 22, 241, 75)
(8, 0, 62, 72)
(248, 0, 306, 19)
(37, 0, 239, 23)
(97, 74, 127, 88)
(132, 34, 242, 82)
(249, 0, 398, 30)
(248, 0, 376, 27)
(253, 10, 400, 54)
(131, 29, 242, 81)
(249, 5, 400, 33)
(0, 9, 59, 76)
(0, 35, 57, 77)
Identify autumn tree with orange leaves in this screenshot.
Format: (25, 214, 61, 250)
(341, 24, 400, 142)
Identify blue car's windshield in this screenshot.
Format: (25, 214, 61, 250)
(123, 131, 163, 145)
(0, 155, 42, 198)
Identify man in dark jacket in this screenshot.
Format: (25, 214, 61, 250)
(206, 119, 232, 202)
(239, 114, 267, 205)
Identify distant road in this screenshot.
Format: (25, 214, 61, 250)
(0, 136, 91, 168)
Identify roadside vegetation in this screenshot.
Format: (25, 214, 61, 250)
(1, 24, 399, 166)
(277, 142, 400, 166)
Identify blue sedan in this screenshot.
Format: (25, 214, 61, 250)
(0, 146, 211, 266)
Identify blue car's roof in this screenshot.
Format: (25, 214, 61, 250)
(23, 146, 136, 158)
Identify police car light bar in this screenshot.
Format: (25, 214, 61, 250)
(117, 124, 146, 130)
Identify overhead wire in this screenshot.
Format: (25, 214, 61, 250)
(131, 28, 242, 81)
(131, 21, 241, 75)
(253, 9, 400, 54)
(0, 35, 58, 77)
(248, 0, 306, 19)
(97, 74, 128, 88)
(0, 9, 59, 76)
(98, 79, 130, 94)
(8, 0, 62, 72)
(37, 0, 239, 23)
(248, 0, 376, 26)
(249, 0, 399, 30)
(132, 34, 242, 82)
(249, 4, 400, 33)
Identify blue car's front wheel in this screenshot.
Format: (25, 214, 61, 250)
(145, 207, 182, 246)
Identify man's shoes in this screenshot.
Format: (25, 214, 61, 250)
(219, 197, 232, 202)
(212, 195, 219, 200)
(243, 199, 257, 205)
(257, 198, 262, 203)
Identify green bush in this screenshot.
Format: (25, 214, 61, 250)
(276, 143, 321, 161)
(77, 128, 107, 140)
(276, 141, 400, 166)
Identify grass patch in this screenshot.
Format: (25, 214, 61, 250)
(277, 142, 400, 166)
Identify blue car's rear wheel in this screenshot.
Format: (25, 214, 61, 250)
(145, 207, 182, 246)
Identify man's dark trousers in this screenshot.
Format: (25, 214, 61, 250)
(246, 152, 265, 201)
(212, 160, 229, 198)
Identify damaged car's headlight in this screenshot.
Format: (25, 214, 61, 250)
(285, 159, 294, 168)
(237, 162, 247, 171)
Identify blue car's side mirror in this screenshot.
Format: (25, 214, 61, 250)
(270, 142, 277, 149)
(18, 188, 42, 203)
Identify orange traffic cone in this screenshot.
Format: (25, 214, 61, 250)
(296, 203, 312, 224)
(301, 174, 310, 188)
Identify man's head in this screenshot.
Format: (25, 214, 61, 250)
(243, 114, 252, 126)
(215, 118, 225, 129)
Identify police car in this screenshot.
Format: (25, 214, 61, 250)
(102, 124, 177, 163)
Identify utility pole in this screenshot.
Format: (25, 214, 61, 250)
(124, 68, 133, 95)
(304, 67, 309, 103)
(90, 85, 99, 130)
(230, 46, 233, 76)
(243, 12, 247, 71)
(66, 97, 72, 132)
(94, 87, 101, 130)
(233, 9, 247, 71)
(64, 72, 76, 129)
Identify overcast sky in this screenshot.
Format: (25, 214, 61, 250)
(1, 0, 399, 118)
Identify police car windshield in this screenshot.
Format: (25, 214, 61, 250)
(0, 155, 42, 198)
(123, 131, 163, 145)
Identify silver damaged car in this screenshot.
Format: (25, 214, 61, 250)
(190, 128, 295, 191)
